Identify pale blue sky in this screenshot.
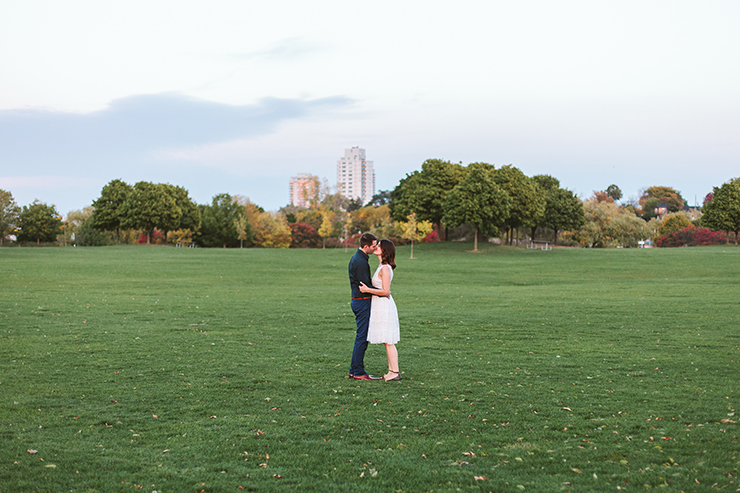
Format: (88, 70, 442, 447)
(1, 1, 738, 214)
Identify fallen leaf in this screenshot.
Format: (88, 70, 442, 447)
(273, 474, 283, 479)
(27, 450, 38, 454)
(563, 407, 572, 411)
(474, 476, 486, 481)
(462, 451, 475, 457)
(572, 468, 583, 474)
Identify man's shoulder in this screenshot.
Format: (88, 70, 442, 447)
(349, 250, 367, 268)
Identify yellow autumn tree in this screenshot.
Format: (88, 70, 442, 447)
(254, 211, 291, 248)
(318, 209, 334, 249)
(398, 212, 432, 259)
(343, 213, 353, 252)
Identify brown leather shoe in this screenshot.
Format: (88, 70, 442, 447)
(353, 374, 382, 380)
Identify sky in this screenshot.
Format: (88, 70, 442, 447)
(1, 1, 739, 215)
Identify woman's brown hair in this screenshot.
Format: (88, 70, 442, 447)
(379, 239, 396, 270)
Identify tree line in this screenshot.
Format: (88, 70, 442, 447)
(2, 164, 739, 248)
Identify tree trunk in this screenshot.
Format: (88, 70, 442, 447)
(410, 240, 414, 259)
(553, 229, 559, 245)
(473, 225, 478, 252)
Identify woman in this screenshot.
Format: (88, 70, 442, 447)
(359, 239, 401, 381)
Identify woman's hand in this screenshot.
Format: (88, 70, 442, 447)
(359, 281, 369, 293)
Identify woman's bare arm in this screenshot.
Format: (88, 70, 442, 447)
(359, 265, 392, 296)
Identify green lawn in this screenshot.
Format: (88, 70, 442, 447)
(1, 243, 739, 492)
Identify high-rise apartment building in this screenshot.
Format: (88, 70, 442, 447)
(289, 173, 319, 208)
(336, 147, 374, 205)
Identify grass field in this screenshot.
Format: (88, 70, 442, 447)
(1, 242, 739, 492)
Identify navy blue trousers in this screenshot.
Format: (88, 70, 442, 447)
(350, 298, 372, 376)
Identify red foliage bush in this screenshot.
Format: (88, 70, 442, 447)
(137, 230, 164, 244)
(289, 222, 321, 248)
(656, 226, 726, 247)
(422, 230, 438, 243)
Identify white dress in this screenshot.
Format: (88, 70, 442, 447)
(367, 264, 400, 344)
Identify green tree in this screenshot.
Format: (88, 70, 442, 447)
(120, 182, 182, 244)
(198, 193, 243, 248)
(368, 190, 391, 206)
(91, 179, 133, 244)
(76, 221, 111, 246)
(68, 207, 108, 246)
(639, 186, 685, 220)
(494, 165, 545, 244)
(0, 189, 21, 244)
(399, 212, 433, 259)
(18, 200, 61, 244)
(576, 200, 645, 248)
(443, 162, 511, 252)
(702, 178, 740, 243)
(234, 214, 254, 248)
(606, 184, 623, 201)
(576, 200, 621, 247)
(607, 213, 646, 248)
(532, 175, 560, 191)
(161, 184, 200, 243)
(530, 175, 560, 239)
(390, 159, 465, 239)
(658, 213, 691, 237)
(542, 188, 585, 244)
(346, 197, 364, 212)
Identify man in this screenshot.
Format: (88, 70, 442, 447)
(348, 232, 382, 380)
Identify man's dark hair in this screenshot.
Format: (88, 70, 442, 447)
(359, 233, 378, 248)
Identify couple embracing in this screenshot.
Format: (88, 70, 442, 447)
(348, 233, 401, 382)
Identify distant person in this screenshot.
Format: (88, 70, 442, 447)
(348, 233, 382, 380)
(360, 239, 401, 381)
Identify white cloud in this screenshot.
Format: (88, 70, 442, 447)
(0, 176, 102, 190)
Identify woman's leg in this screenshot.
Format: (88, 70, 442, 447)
(384, 343, 399, 379)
